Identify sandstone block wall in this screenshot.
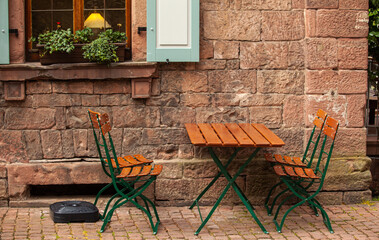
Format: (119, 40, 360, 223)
(0, 0, 372, 206)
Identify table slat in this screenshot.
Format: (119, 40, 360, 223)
(198, 123, 223, 146)
(184, 123, 207, 146)
(252, 123, 285, 147)
(225, 123, 256, 146)
(211, 123, 239, 146)
(239, 123, 271, 146)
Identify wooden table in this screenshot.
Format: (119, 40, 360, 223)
(185, 123, 285, 235)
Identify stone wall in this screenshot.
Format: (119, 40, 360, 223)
(0, 0, 372, 206)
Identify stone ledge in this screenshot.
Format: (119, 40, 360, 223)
(0, 62, 158, 81)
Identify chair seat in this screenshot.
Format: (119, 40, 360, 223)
(264, 153, 306, 167)
(117, 164, 163, 178)
(107, 154, 153, 168)
(273, 165, 320, 179)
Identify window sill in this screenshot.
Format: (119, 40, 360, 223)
(0, 61, 158, 81)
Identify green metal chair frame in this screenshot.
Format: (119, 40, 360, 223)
(272, 116, 339, 233)
(264, 109, 328, 215)
(88, 110, 162, 233)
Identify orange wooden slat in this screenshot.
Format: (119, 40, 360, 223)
(274, 154, 287, 164)
(133, 154, 153, 164)
(294, 167, 308, 178)
(138, 165, 152, 176)
(128, 166, 142, 177)
(116, 167, 132, 178)
(292, 157, 306, 167)
(323, 126, 336, 140)
(252, 123, 285, 147)
(283, 156, 296, 165)
(313, 118, 324, 130)
(304, 168, 320, 179)
(185, 123, 207, 146)
(225, 123, 255, 146)
(264, 153, 276, 163)
(317, 109, 327, 121)
(238, 123, 269, 147)
(150, 165, 163, 176)
(197, 123, 223, 146)
(273, 165, 286, 176)
(211, 123, 239, 146)
(124, 155, 144, 166)
(284, 166, 297, 177)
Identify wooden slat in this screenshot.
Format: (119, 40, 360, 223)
(211, 123, 239, 146)
(252, 123, 285, 147)
(128, 166, 142, 177)
(124, 155, 142, 165)
(116, 167, 132, 178)
(138, 165, 152, 176)
(294, 167, 308, 178)
(133, 154, 153, 164)
(197, 123, 223, 146)
(264, 153, 276, 163)
(184, 123, 207, 146)
(238, 123, 270, 147)
(150, 165, 163, 176)
(225, 123, 255, 146)
(274, 154, 287, 164)
(273, 165, 286, 176)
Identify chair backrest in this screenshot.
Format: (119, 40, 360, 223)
(302, 109, 328, 167)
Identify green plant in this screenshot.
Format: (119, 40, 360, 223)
(38, 28, 75, 56)
(99, 29, 127, 43)
(74, 27, 94, 43)
(369, 0, 379, 59)
(82, 35, 119, 64)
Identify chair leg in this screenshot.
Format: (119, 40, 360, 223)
(274, 199, 307, 233)
(308, 199, 334, 233)
(265, 181, 282, 215)
(267, 185, 289, 216)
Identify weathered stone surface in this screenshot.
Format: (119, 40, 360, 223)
(336, 129, 367, 157)
(0, 110, 4, 129)
(324, 157, 372, 191)
(306, 0, 338, 8)
(241, 42, 290, 69)
(257, 70, 304, 94)
(347, 95, 366, 127)
(66, 107, 108, 129)
(23, 130, 43, 160)
(161, 71, 208, 93)
(292, 0, 305, 9)
(93, 80, 130, 94)
(183, 160, 219, 178)
(316, 10, 368, 38)
(314, 191, 343, 205)
(305, 10, 317, 37)
(208, 70, 257, 93)
(195, 107, 249, 123)
(157, 160, 183, 179)
(240, 94, 286, 107)
(112, 106, 160, 128)
(213, 93, 245, 107)
(201, 0, 229, 10)
(250, 106, 282, 128)
(230, 0, 291, 10)
(0, 179, 7, 198)
(226, 59, 240, 70)
(271, 128, 304, 155)
(343, 190, 372, 204)
(214, 41, 239, 59)
(142, 128, 189, 145)
(305, 70, 367, 94)
(0, 130, 27, 163)
(283, 95, 305, 127)
(73, 129, 89, 157)
(52, 81, 94, 94)
(26, 81, 52, 94)
(338, 38, 368, 70)
(262, 11, 304, 40)
(288, 41, 305, 69)
(195, 59, 227, 70)
(62, 130, 75, 158)
(146, 93, 180, 107)
(178, 144, 194, 159)
(200, 40, 214, 59)
(0, 164, 6, 178)
(155, 144, 179, 160)
(5, 108, 56, 130)
(40, 130, 63, 159)
(161, 107, 196, 127)
(121, 128, 141, 155)
(81, 95, 100, 107)
(100, 94, 130, 106)
(8, 0, 25, 63)
(306, 38, 338, 70)
(181, 94, 211, 108)
(204, 11, 260, 41)
(339, 0, 369, 10)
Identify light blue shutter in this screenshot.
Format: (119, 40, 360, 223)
(147, 0, 199, 62)
(0, 0, 9, 64)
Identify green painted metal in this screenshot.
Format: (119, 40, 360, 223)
(88, 111, 160, 234)
(0, 0, 10, 64)
(147, 0, 199, 62)
(192, 147, 267, 235)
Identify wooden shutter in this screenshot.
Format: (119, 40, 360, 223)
(0, 0, 10, 64)
(147, 0, 199, 62)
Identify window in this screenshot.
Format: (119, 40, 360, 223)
(26, 0, 131, 61)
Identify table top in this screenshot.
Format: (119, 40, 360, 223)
(185, 123, 285, 147)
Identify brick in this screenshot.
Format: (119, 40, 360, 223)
(339, 0, 369, 10)
(195, 107, 249, 123)
(161, 107, 196, 127)
(54, 107, 66, 130)
(161, 71, 208, 93)
(288, 41, 305, 69)
(305, 70, 367, 94)
(195, 59, 226, 70)
(306, 38, 338, 70)
(257, 70, 304, 94)
(343, 190, 372, 204)
(306, 0, 338, 8)
(283, 95, 305, 127)
(23, 130, 43, 160)
(142, 128, 189, 145)
(240, 42, 289, 69)
(204, 11, 260, 41)
(81, 95, 100, 106)
(214, 41, 239, 59)
(26, 81, 52, 94)
(208, 70, 257, 93)
(93, 80, 130, 94)
(249, 106, 282, 128)
(121, 128, 142, 155)
(0, 130, 27, 163)
(292, 0, 305, 9)
(240, 94, 286, 107)
(73, 129, 88, 157)
(200, 39, 214, 59)
(338, 38, 368, 70)
(213, 93, 244, 107)
(262, 11, 304, 40)
(181, 93, 211, 107)
(52, 81, 94, 94)
(346, 94, 366, 127)
(62, 130, 74, 158)
(5, 108, 56, 130)
(100, 94, 129, 106)
(40, 130, 63, 159)
(146, 93, 180, 107)
(230, 0, 291, 10)
(112, 106, 160, 128)
(317, 10, 368, 38)
(226, 59, 240, 70)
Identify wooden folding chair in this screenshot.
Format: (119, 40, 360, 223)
(272, 116, 339, 233)
(88, 110, 162, 233)
(264, 109, 327, 215)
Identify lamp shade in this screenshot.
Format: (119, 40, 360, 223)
(84, 13, 111, 29)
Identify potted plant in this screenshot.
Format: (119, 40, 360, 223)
(36, 27, 127, 65)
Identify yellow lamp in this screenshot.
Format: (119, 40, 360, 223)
(84, 12, 111, 29)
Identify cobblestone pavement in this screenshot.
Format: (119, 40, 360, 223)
(0, 202, 378, 240)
